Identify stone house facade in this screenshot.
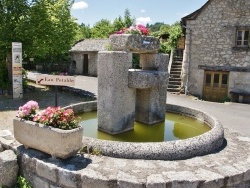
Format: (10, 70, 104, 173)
(181, 0, 250, 102)
(69, 39, 109, 76)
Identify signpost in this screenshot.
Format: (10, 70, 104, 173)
(12, 42, 23, 99)
(36, 74, 75, 106)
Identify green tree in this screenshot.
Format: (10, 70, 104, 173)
(28, 0, 78, 63)
(0, 0, 30, 60)
(124, 9, 134, 28)
(75, 23, 92, 41)
(112, 16, 126, 32)
(0, 0, 77, 66)
(91, 19, 113, 38)
(159, 22, 182, 53)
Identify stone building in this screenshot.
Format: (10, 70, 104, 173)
(69, 39, 109, 76)
(181, 0, 250, 102)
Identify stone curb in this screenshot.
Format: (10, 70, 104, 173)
(71, 101, 224, 160)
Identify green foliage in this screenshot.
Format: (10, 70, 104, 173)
(0, 61, 11, 89)
(124, 9, 134, 28)
(167, 23, 183, 49)
(0, 0, 77, 64)
(159, 42, 171, 54)
(112, 16, 126, 33)
(219, 96, 231, 103)
(75, 23, 92, 41)
(81, 146, 101, 156)
(15, 176, 33, 188)
(147, 22, 165, 32)
(91, 19, 113, 38)
(89, 9, 135, 38)
(132, 54, 140, 69)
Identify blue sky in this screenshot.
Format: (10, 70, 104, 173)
(70, 0, 208, 26)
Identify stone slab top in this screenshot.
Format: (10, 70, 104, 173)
(109, 34, 160, 53)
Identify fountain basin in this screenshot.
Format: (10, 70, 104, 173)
(65, 101, 224, 160)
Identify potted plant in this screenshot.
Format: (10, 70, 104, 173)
(109, 24, 160, 53)
(13, 100, 83, 159)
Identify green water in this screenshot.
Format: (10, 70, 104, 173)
(78, 111, 211, 142)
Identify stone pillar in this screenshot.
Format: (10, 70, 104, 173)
(97, 51, 135, 134)
(181, 28, 191, 94)
(135, 53, 169, 124)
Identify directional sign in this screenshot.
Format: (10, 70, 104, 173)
(36, 75, 75, 86)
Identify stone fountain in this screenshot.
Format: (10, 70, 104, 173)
(98, 34, 168, 134)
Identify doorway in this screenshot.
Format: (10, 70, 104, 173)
(83, 54, 89, 75)
(203, 71, 229, 102)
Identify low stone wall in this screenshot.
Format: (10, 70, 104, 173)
(0, 101, 250, 187)
(80, 102, 224, 160)
(0, 132, 19, 188)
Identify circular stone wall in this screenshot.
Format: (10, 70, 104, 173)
(65, 101, 224, 160)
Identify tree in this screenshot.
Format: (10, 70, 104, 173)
(0, 0, 30, 59)
(91, 19, 113, 38)
(0, 0, 30, 79)
(159, 22, 182, 53)
(0, 0, 78, 68)
(124, 9, 134, 28)
(27, 0, 78, 63)
(112, 16, 126, 33)
(75, 23, 92, 41)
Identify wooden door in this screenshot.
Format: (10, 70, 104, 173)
(83, 54, 88, 75)
(203, 71, 229, 102)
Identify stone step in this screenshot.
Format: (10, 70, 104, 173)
(170, 71, 181, 75)
(169, 74, 181, 79)
(167, 87, 181, 92)
(171, 68, 182, 72)
(169, 80, 181, 85)
(168, 84, 181, 89)
(171, 64, 182, 68)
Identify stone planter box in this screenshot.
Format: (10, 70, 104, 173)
(109, 34, 160, 53)
(13, 118, 83, 159)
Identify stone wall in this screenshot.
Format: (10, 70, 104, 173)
(71, 52, 98, 76)
(0, 131, 19, 187)
(88, 52, 98, 76)
(71, 52, 83, 75)
(182, 0, 250, 97)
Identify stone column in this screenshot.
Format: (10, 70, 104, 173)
(135, 53, 169, 124)
(181, 28, 191, 94)
(97, 51, 135, 134)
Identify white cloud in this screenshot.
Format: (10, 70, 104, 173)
(136, 17, 152, 26)
(72, 1, 89, 10)
(140, 9, 146, 13)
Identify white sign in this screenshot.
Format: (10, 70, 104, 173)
(12, 42, 23, 99)
(36, 75, 75, 86)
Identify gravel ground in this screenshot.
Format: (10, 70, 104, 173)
(0, 85, 95, 132)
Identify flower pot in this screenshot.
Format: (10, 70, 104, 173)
(109, 34, 160, 53)
(13, 118, 83, 159)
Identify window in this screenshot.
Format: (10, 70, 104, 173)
(236, 30, 249, 47)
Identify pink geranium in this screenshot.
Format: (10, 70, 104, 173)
(17, 100, 39, 120)
(116, 24, 150, 36)
(33, 106, 78, 130)
(17, 101, 78, 130)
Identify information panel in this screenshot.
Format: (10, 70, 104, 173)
(12, 42, 23, 99)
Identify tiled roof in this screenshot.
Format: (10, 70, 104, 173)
(70, 39, 110, 52)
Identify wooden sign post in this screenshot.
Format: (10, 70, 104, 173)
(36, 74, 75, 106)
